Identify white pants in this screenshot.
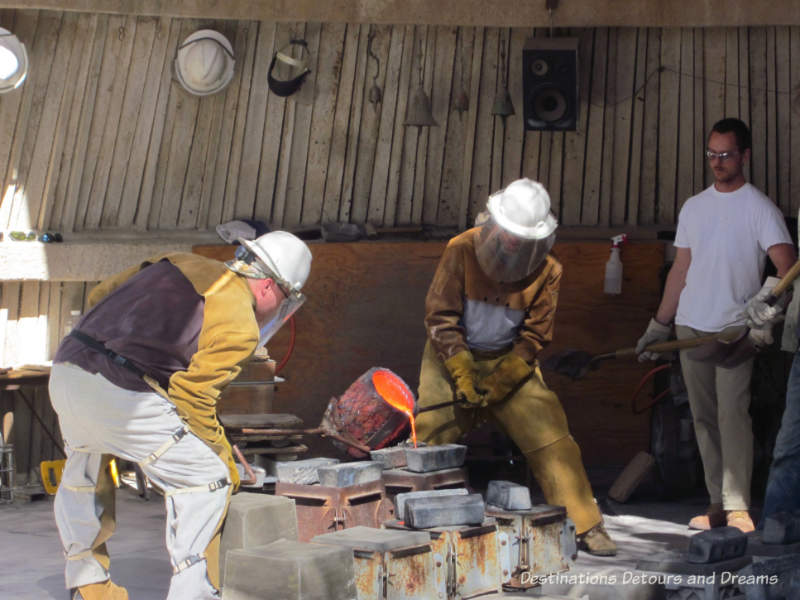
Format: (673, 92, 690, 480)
(49, 362, 230, 600)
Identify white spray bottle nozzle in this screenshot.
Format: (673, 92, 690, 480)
(611, 234, 627, 248)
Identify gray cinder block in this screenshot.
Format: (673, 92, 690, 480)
(312, 525, 430, 552)
(763, 511, 800, 545)
(369, 446, 408, 469)
(394, 488, 469, 523)
(222, 539, 356, 600)
(486, 480, 533, 511)
(404, 444, 467, 473)
(687, 526, 747, 564)
(317, 461, 383, 488)
(220, 493, 298, 585)
(261, 457, 340, 485)
(405, 493, 485, 529)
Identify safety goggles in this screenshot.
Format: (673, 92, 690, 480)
(705, 149, 739, 161)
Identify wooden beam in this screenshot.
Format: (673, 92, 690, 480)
(3, 1, 800, 27)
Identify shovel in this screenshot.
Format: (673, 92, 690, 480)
(685, 258, 800, 367)
(541, 333, 739, 380)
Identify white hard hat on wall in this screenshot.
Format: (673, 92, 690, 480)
(174, 29, 235, 96)
(0, 27, 28, 93)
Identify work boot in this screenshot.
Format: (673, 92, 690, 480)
(726, 510, 755, 533)
(688, 503, 725, 530)
(577, 522, 617, 556)
(71, 580, 128, 600)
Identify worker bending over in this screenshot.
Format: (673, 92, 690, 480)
(49, 231, 312, 600)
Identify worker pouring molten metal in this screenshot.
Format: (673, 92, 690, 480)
(415, 178, 617, 556)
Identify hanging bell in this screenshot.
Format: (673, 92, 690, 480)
(491, 87, 515, 118)
(368, 82, 383, 105)
(453, 89, 469, 114)
(405, 85, 438, 127)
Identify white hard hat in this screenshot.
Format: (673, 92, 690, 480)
(0, 28, 28, 93)
(486, 178, 557, 240)
(239, 231, 312, 291)
(174, 29, 235, 96)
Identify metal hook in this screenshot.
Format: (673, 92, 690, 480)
(367, 29, 380, 82)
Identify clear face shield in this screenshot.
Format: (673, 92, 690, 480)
(228, 245, 307, 347)
(475, 218, 555, 283)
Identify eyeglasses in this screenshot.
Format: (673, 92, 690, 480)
(705, 149, 739, 161)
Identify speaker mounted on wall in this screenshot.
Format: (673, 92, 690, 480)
(522, 37, 579, 131)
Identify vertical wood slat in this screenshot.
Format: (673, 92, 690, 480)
(46, 13, 97, 230)
(26, 12, 76, 231)
(638, 28, 661, 225)
(466, 27, 496, 226)
(439, 26, 473, 226)
(609, 27, 637, 225)
(320, 23, 360, 225)
(234, 20, 277, 222)
(181, 22, 236, 228)
(303, 22, 347, 226)
(749, 28, 767, 193)
(395, 26, 420, 225)
(115, 16, 170, 228)
(219, 20, 258, 224)
(775, 27, 791, 215)
(349, 24, 390, 224)
(156, 19, 202, 228)
(582, 27, 609, 226)
(367, 23, 405, 225)
(283, 22, 322, 226)
(457, 26, 483, 230)
(99, 16, 154, 228)
(500, 28, 526, 186)
(337, 24, 369, 224)
(656, 27, 680, 224)
(421, 25, 457, 225)
(3, 11, 52, 231)
(384, 24, 414, 225)
(205, 20, 251, 228)
(675, 28, 695, 216)
(411, 25, 436, 225)
(765, 27, 779, 203)
(81, 15, 137, 229)
(790, 28, 800, 219)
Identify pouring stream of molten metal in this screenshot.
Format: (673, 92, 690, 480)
(372, 369, 417, 448)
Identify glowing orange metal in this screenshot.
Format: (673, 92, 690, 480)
(372, 369, 417, 448)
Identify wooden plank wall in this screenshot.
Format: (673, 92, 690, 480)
(2, 12, 800, 238)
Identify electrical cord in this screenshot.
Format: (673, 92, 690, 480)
(630, 363, 671, 415)
(275, 315, 296, 375)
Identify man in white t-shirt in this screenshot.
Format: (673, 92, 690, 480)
(635, 118, 796, 533)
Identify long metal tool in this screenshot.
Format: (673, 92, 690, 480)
(541, 333, 736, 380)
(686, 258, 800, 366)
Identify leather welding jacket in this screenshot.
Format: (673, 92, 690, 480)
(425, 227, 561, 364)
(54, 253, 260, 489)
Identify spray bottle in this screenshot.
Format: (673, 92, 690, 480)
(604, 234, 627, 295)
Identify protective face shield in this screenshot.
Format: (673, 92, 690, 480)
(476, 219, 555, 283)
(475, 178, 558, 282)
(226, 231, 312, 346)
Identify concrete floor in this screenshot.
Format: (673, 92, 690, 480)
(0, 482, 714, 600)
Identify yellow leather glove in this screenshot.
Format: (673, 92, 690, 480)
(444, 350, 487, 408)
(479, 353, 533, 405)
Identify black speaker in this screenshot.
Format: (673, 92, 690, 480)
(522, 37, 579, 131)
